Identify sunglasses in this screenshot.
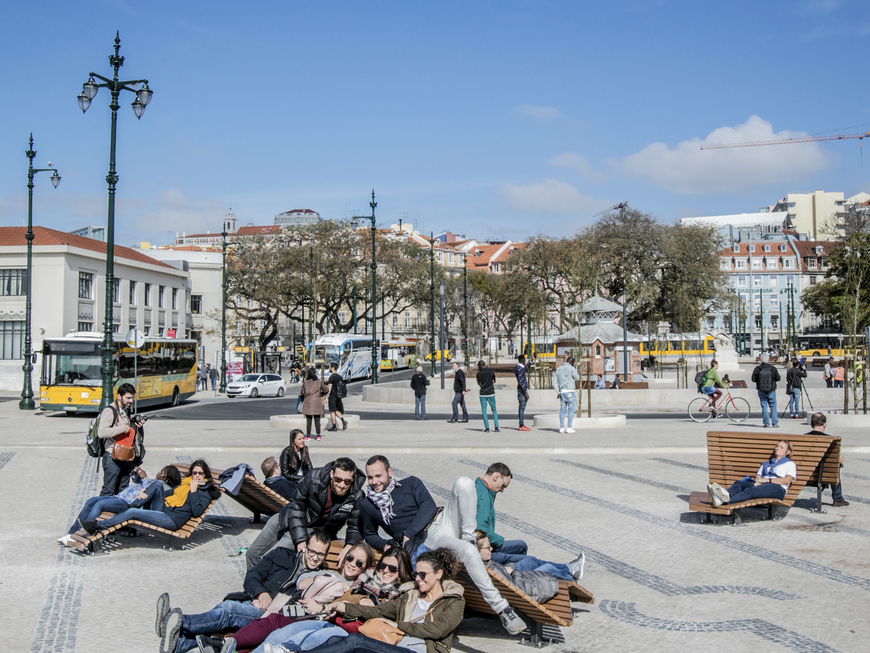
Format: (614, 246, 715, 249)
(191, 470, 206, 477)
(332, 477, 354, 486)
(414, 571, 430, 580)
(376, 562, 399, 574)
(345, 555, 366, 569)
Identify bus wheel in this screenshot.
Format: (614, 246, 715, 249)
(812, 351, 820, 356)
(171, 387, 179, 407)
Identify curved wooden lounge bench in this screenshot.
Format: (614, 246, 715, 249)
(688, 431, 840, 525)
(176, 463, 289, 523)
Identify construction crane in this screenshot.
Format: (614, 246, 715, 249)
(594, 201, 628, 216)
(701, 131, 870, 150)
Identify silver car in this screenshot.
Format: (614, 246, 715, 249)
(226, 373, 286, 398)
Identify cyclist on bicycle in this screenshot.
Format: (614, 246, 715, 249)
(701, 360, 728, 413)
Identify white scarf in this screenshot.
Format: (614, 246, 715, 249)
(365, 476, 400, 525)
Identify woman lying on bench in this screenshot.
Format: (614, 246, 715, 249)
(60, 465, 182, 545)
(708, 440, 796, 507)
(78, 459, 221, 535)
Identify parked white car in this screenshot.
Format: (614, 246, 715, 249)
(226, 373, 286, 398)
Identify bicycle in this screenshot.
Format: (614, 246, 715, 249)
(688, 388, 750, 423)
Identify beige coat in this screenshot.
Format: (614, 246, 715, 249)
(300, 379, 328, 416)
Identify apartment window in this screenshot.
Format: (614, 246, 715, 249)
(404, 313, 410, 328)
(763, 244, 770, 252)
(143, 326, 150, 336)
(770, 294, 778, 307)
(492, 263, 500, 272)
(765, 257, 778, 269)
(768, 276, 777, 287)
(158, 286, 165, 308)
(731, 244, 740, 253)
(0, 321, 25, 359)
(129, 281, 136, 305)
(783, 259, 796, 270)
(449, 253, 454, 263)
(0, 269, 26, 296)
(779, 245, 787, 252)
(77, 321, 92, 332)
(751, 259, 762, 270)
(190, 295, 202, 314)
(706, 317, 716, 330)
(808, 258, 817, 269)
(736, 259, 747, 269)
(172, 288, 178, 310)
(392, 315, 398, 327)
(748, 244, 755, 253)
(737, 275, 747, 288)
(437, 252, 443, 262)
(78, 272, 93, 299)
(113, 278, 121, 303)
(810, 275, 817, 285)
(144, 284, 151, 306)
(338, 311, 346, 322)
(753, 293, 761, 308)
(770, 315, 779, 329)
(720, 259, 730, 271)
(753, 276, 762, 288)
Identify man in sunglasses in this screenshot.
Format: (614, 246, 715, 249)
(246, 458, 366, 570)
(157, 530, 331, 653)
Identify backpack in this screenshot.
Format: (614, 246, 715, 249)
(86, 405, 117, 458)
(337, 378, 348, 399)
(756, 364, 776, 392)
(693, 370, 707, 392)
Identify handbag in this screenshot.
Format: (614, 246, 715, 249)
(111, 427, 136, 462)
(359, 607, 436, 644)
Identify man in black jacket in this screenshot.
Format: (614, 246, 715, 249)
(807, 413, 849, 507)
(410, 365, 430, 420)
(245, 458, 365, 570)
(447, 361, 469, 423)
(751, 352, 781, 428)
(156, 530, 330, 653)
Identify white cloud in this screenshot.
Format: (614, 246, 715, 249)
(129, 189, 226, 238)
(514, 104, 562, 119)
(496, 179, 607, 214)
(618, 115, 833, 194)
(549, 152, 607, 184)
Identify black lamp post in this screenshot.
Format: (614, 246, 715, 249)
(353, 191, 378, 383)
(20, 135, 60, 411)
(463, 263, 468, 366)
(429, 233, 436, 376)
(78, 32, 152, 411)
(219, 225, 228, 393)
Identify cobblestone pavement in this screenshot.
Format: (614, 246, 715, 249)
(1, 390, 867, 653)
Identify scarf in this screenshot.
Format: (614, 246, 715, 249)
(164, 481, 192, 508)
(365, 476, 400, 525)
(760, 456, 791, 478)
(353, 570, 415, 602)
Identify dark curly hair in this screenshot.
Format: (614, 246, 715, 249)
(416, 547, 460, 581)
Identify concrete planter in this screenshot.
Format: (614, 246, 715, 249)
(533, 413, 626, 429)
(270, 414, 361, 430)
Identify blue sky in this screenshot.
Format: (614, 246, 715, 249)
(1, 1, 868, 246)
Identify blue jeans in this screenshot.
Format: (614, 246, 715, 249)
(517, 390, 528, 427)
(490, 539, 529, 565)
(99, 451, 135, 496)
(415, 394, 426, 419)
(480, 395, 498, 429)
(833, 380, 843, 388)
(176, 600, 264, 653)
(757, 390, 778, 426)
(513, 555, 575, 582)
(726, 477, 787, 504)
(788, 388, 801, 416)
(559, 392, 577, 428)
(257, 621, 348, 653)
(70, 496, 128, 534)
(303, 633, 414, 653)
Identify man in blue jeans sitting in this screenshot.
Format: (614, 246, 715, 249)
(155, 530, 330, 653)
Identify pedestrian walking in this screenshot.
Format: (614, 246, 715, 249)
(208, 364, 218, 391)
(410, 365, 430, 420)
(514, 355, 532, 431)
(447, 361, 469, 423)
(196, 366, 204, 392)
(833, 363, 845, 388)
(786, 359, 807, 418)
(325, 362, 348, 431)
(751, 352, 781, 428)
(476, 360, 499, 432)
(552, 357, 580, 433)
(300, 367, 329, 440)
(823, 356, 834, 388)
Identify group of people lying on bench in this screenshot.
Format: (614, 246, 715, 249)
(154, 455, 586, 653)
(57, 459, 222, 544)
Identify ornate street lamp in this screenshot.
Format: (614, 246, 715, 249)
(20, 135, 60, 410)
(78, 32, 152, 410)
(429, 233, 436, 376)
(219, 224, 228, 393)
(353, 191, 378, 384)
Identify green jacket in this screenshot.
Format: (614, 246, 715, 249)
(702, 367, 723, 388)
(343, 580, 466, 653)
(474, 477, 503, 548)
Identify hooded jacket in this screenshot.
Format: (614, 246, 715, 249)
(277, 461, 366, 546)
(343, 580, 466, 653)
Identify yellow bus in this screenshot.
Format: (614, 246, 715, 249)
(380, 340, 418, 371)
(638, 334, 717, 360)
(39, 332, 197, 413)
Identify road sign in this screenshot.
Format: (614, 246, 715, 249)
(126, 329, 145, 349)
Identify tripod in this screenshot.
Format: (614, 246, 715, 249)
(782, 383, 814, 420)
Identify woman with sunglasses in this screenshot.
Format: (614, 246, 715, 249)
(247, 549, 417, 652)
(209, 543, 377, 653)
(293, 547, 465, 653)
(78, 459, 220, 535)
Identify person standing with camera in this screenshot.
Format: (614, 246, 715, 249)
(97, 382, 146, 496)
(786, 359, 807, 419)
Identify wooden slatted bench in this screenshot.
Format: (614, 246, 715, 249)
(323, 540, 593, 648)
(177, 463, 289, 523)
(803, 436, 842, 513)
(688, 431, 840, 525)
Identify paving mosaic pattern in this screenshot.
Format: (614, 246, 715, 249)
(0, 451, 15, 471)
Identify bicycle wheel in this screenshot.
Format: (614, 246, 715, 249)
(688, 397, 713, 423)
(725, 396, 751, 422)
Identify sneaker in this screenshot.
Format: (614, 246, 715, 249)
(262, 644, 290, 653)
(304, 435, 313, 441)
(494, 428, 500, 432)
(196, 635, 225, 653)
(518, 425, 531, 431)
(57, 534, 74, 545)
(484, 429, 490, 433)
(832, 500, 850, 507)
(762, 424, 770, 428)
(341, 418, 348, 430)
(315, 434, 322, 440)
(566, 427, 576, 434)
(446, 419, 458, 423)
(567, 552, 586, 580)
(160, 608, 183, 653)
(326, 426, 338, 432)
(772, 424, 779, 428)
(559, 427, 566, 433)
(499, 606, 526, 635)
(221, 639, 238, 653)
(708, 483, 730, 507)
(155, 592, 170, 637)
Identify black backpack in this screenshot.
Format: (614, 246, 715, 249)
(337, 377, 348, 399)
(756, 364, 776, 392)
(694, 370, 707, 393)
(86, 405, 117, 458)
